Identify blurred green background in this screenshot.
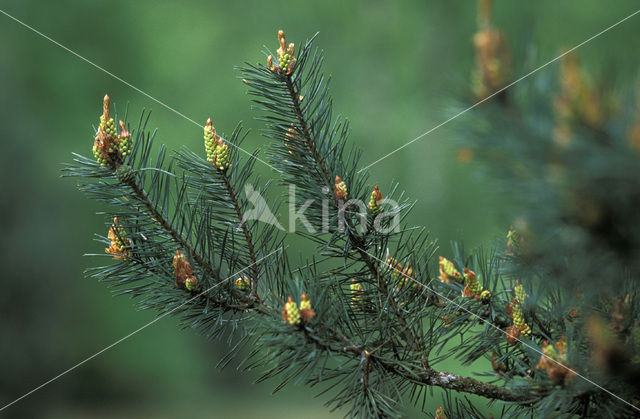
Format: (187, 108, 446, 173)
(1, 1, 638, 417)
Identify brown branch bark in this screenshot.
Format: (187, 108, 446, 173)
(300, 321, 530, 403)
(130, 180, 219, 283)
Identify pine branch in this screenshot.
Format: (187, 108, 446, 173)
(284, 76, 332, 186)
(127, 177, 220, 283)
(64, 22, 640, 417)
(282, 304, 530, 404)
(175, 123, 285, 306)
(245, 33, 428, 362)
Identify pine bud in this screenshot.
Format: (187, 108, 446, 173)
(270, 30, 296, 75)
(284, 124, 298, 156)
(385, 255, 402, 281)
(438, 256, 462, 284)
(235, 276, 251, 291)
(435, 406, 447, 419)
(553, 53, 604, 147)
(282, 296, 301, 326)
(368, 185, 383, 214)
(350, 280, 364, 304)
(514, 281, 527, 305)
(505, 325, 521, 345)
(93, 95, 132, 169)
(277, 30, 286, 55)
(185, 275, 199, 291)
(491, 352, 506, 375)
(299, 293, 315, 322)
(537, 337, 574, 385)
(511, 302, 531, 336)
(471, 0, 511, 100)
(442, 310, 461, 326)
(462, 268, 483, 297)
(506, 225, 522, 255)
(267, 55, 276, 71)
(103, 93, 111, 121)
(117, 120, 132, 157)
(213, 138, 230, 171)
(93, 94, 122, 168)
(204, 118, 218, 163)
(105, 217, 130, 259)
(480, 289, 491, 304)
(505, 281, 531, 342)
(334, 175, 347, 201)
(173, 249, 195, 289)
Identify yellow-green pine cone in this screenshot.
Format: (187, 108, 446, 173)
(512, 304, 524, 328)
(185, 275, 199, 291)
(512, 303, 531, 336)
(512, 281, 530, 334)
(386, 256, 401, 282)
(204, 118, 217, 163)
(514, 281, 527, 305)
(235, 276, 250, 291)
(368, 185, 383, 214)
(464, 269, 483, 295)
(106, 217, 130, 259)
(507, 225, 522, 253)
(115, 236, 128, 252)
(480, 289, 491, 304)
(93, 145, 108, 167)
(97, 155, 107, 167)
(117, 121, 132, 157)
(284, 297, 301, 326)
(119, 137, 131, 157)
(275, 31, 296, 74)
(100, 115, 117, 138)
(438, 256, 462, 283)
(299, 293, 316, 323)
(350, 281, 364, 302)
(213, 140, 230, 171)
(300, 294, 312, 312)
(112, 223, 128, 251)
(368, 195, 379, 213)
(334, 176, 347, 201)
(543, 341, 558, 359)
(279, 53, 292, 71)
(100, 116, 117, 154)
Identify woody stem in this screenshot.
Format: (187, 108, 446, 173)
(129, 178, 220, 284)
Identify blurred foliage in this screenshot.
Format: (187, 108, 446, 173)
(1, 0, 639, 417)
